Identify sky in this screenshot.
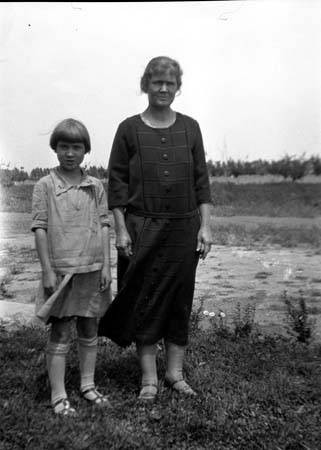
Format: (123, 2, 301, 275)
(1, 1, 320, 172)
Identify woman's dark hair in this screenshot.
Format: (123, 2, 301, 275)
(140, 56, 183, 93)
(49, 118, 91, 153)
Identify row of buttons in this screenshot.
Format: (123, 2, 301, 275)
(160, 137, 171, 208)
(161, 137, 169, 177)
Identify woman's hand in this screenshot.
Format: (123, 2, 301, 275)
(115, 229, 133, 258)
(100, 265, 112, 291)
(196, 225, 213, 260)
(42, 269, 58, 296)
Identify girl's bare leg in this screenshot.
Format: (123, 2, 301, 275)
(77, 317, 110, 407)
(47, 318, 76, 414)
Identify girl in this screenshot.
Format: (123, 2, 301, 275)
(32, 118, 111, 416)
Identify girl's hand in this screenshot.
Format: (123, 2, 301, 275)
(42, 269, 57, 296)
(196, 226, 213, 260)
(115, 229, 133, 258)
(100, 265, 112, 291)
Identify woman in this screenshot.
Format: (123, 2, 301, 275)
(98, 56, 213, 401)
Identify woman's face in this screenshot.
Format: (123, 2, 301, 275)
(147, 70, 178, 108)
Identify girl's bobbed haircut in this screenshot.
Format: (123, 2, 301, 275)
(49, 118, 91, 153)
(140, 56, 183, 93)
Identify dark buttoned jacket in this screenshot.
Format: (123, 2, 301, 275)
(108, 113, 212, 218)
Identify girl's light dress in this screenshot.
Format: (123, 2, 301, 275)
(32, 168, 111, 324)
(35, 271, 111, 323)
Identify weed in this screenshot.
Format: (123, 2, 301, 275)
(282, 290, 315, 344)
(9, 263, 25, 275)
(189, 296, 206, 334)
(232, 302, 256, 338)
(0, 272, 14, 298)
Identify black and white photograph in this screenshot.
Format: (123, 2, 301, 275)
(1, 1, 321, 448)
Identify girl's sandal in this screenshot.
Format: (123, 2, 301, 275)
(52, 398, 77, 416)
(165, 378, 197, 397)
(81, 387, 112, 408)
(138, 384, 158, 403)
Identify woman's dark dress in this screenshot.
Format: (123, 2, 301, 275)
(98, 113, 211, 347)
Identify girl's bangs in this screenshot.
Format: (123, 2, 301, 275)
(57, 126, 84, 143)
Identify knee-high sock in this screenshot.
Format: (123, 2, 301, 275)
(137, 344, 158, 386)
(78, 335, 98, 393)
(165, 341, 186, 382)
(46, 341, 70, 405)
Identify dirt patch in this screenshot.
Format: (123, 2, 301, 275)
(196, 246, 321, 340)
(1, 212, 321, 340)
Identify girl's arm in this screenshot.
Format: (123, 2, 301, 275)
(197, 203, 213, 260)
(34, 228, 57, 294)
(112, 207, 132, 258)
(100, 225, 112, 291)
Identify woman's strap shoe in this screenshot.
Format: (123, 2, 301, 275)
(165, 378, 197, 396)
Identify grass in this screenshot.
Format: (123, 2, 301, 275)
(1, 212, 320, 250)
(1, 319, 321, 449)
(0, 244, 38, 264)
(210, 182, 321, 217)
(212, 223, 321, 248)
(1, 181, 321, 217)
(0, 184, 34, 213)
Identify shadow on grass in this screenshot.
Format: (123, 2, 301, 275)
(1, 320, 321, 449)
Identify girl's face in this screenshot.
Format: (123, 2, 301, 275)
(147, 70, 178, 108)
(56, 141, 86, 171)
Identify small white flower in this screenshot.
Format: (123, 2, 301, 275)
(219, 312, 226, 318)
(209, 312, 215, 317)
(203, 310, 209, 316)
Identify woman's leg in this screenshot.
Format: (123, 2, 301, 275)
(136, 344, 158, 401)
(47, 318, 75, 414)
(77, 317, 110, 406)
(164, 341, 196, 396)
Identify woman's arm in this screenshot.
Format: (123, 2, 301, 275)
(189, 120, 213, 259)
(107, 122, 132, 258)
(108, 122, 130, 210)
(112, 207, 133, 258)
(192, 121, 212, 206)
(197, 203, 213, 259)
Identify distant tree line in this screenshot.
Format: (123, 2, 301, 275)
(206, 155, 321, 182)
(0, 165, 109, 186)
(1, 156, 321, 186)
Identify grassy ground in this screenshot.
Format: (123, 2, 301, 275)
(2, 210, 320, 250)
(1, 181, 321, 217)
(210, 182, 321, 217)
(211, 222, 321, 248)
(1, 181, 321, 449)
(1, 316, 321, 450)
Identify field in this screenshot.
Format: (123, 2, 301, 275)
(1, 181, 321, 449)
(1, 181, 321, 334)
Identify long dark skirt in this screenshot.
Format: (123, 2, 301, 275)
(98, 213, 200, 347)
